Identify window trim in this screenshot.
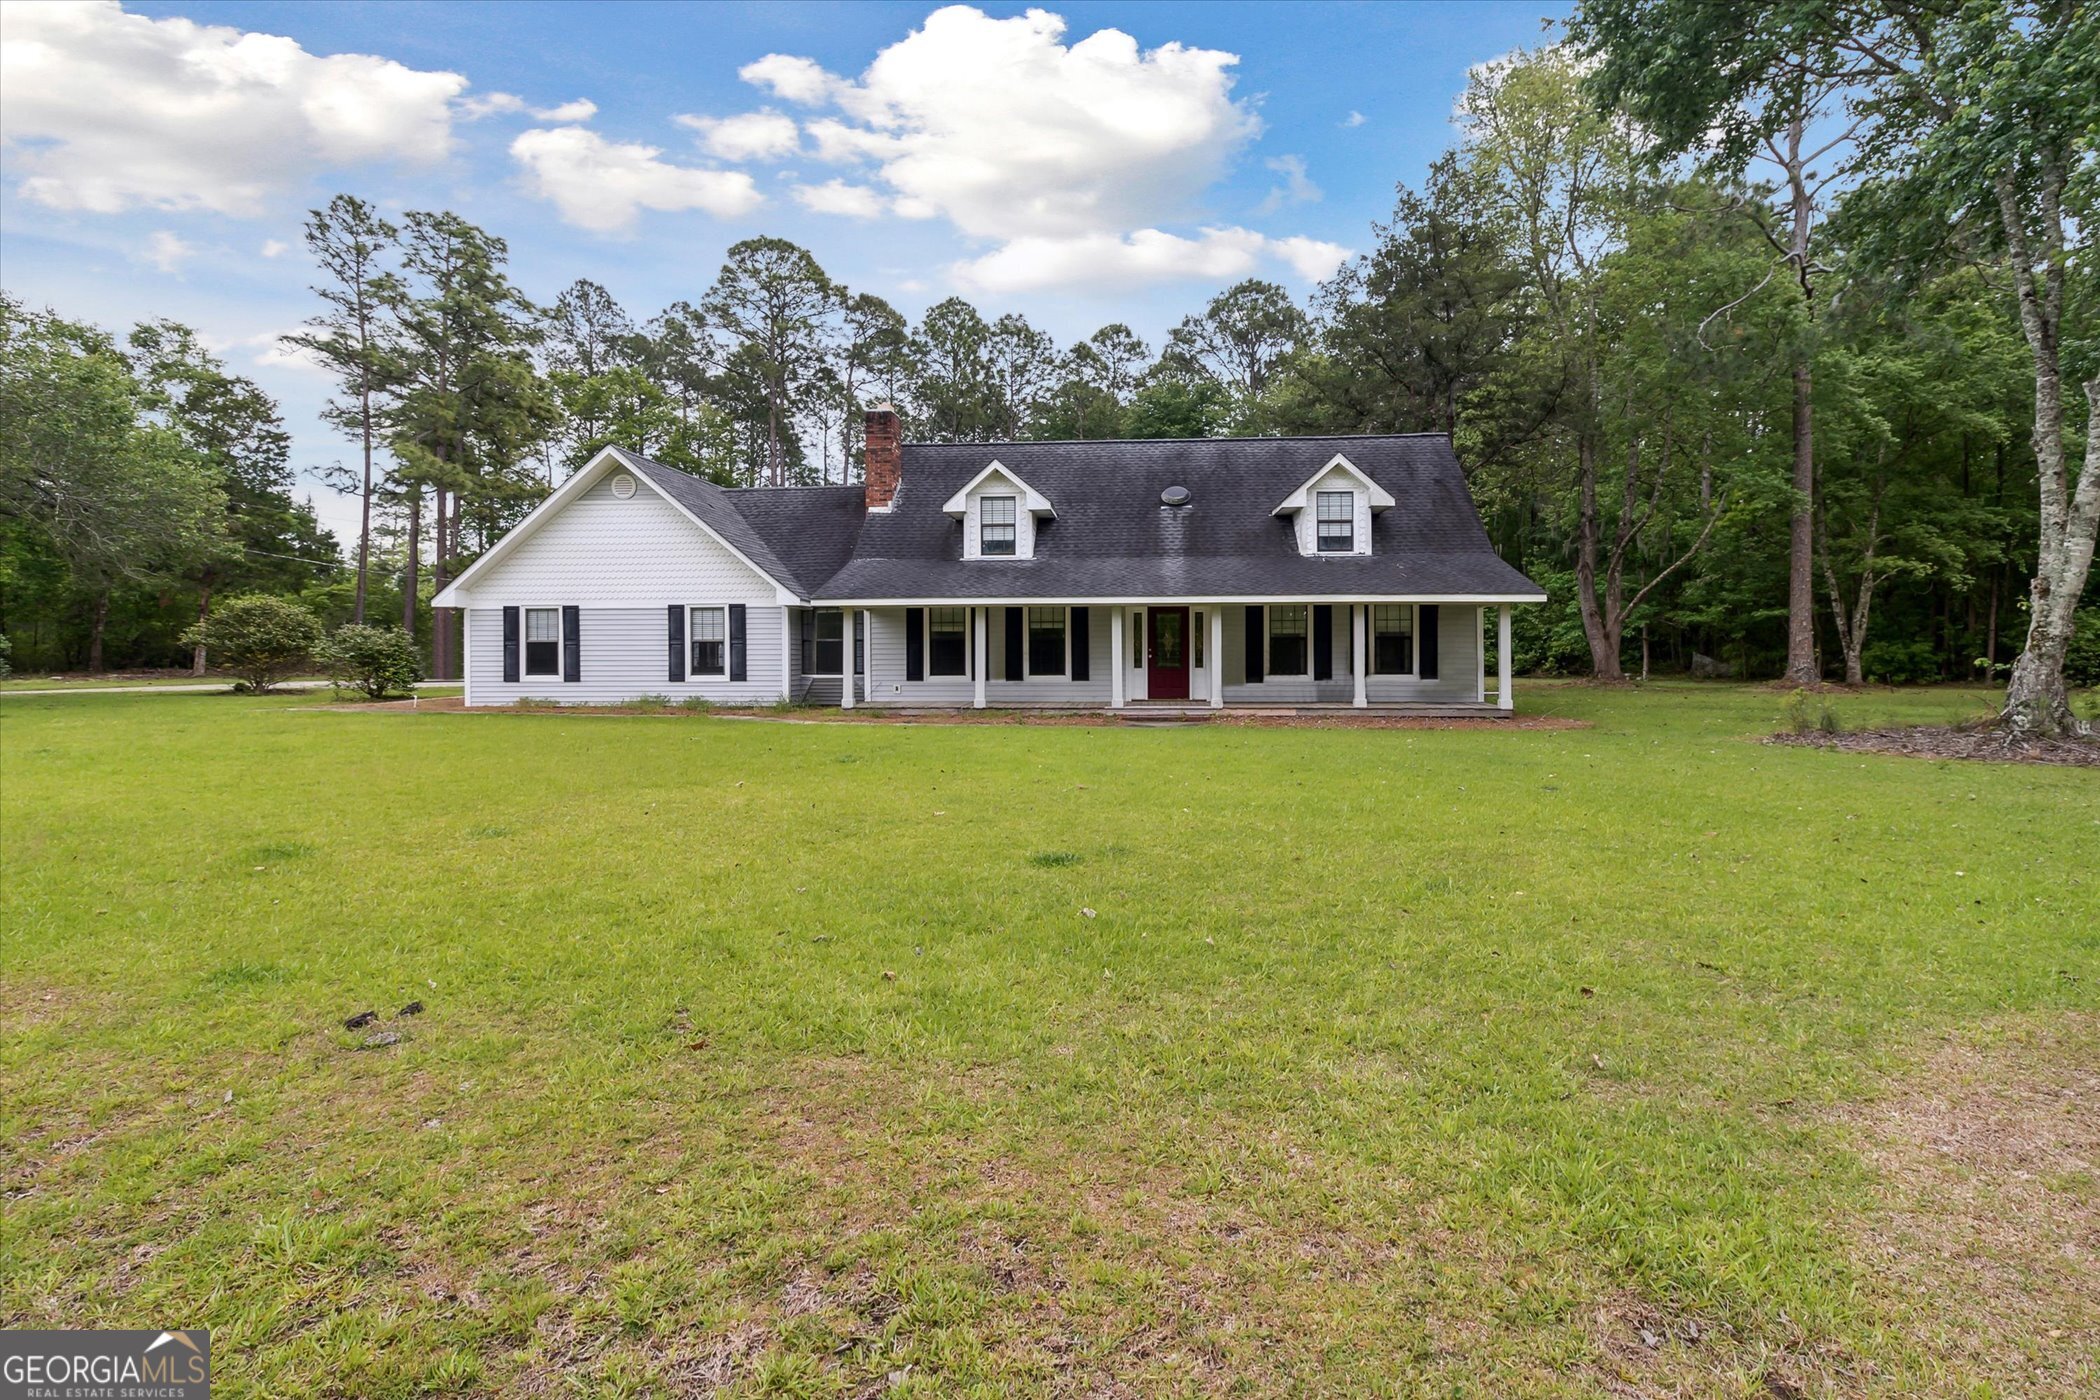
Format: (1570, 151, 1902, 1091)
(1023, 605, 1068, 678)
(522, 605, 564, 679)
(979, 494, 1018, 557)
(926, 605, 971, 678)
(806, 607, 847, 678)
(1369, 602, 1418, 678)
(1315, 490, 1355, 553)
(1266, 602, 1311, 677)
(687, 604, 728, 678)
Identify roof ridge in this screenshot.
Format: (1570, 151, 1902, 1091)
(902, 432, 1452, 448)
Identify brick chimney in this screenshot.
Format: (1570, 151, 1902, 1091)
(863, 403, 901, 509)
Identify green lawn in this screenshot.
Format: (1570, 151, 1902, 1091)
(3, 683, 2094, 1397)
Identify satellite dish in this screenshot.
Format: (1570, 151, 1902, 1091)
(1160, 485, 1191, 506)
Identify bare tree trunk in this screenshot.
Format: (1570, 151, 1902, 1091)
(353, 384, 373, 624)
(88, 590, 109, 673)
(1784, 360, 1819, 684)
(401, 488, 421, 642)
(431, 487, 451, 682)
(1574, 433, 1624, 680)
(191, 575, 213, 675)
(1994, 163, 2098, 736)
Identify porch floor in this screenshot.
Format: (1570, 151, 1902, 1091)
(865, 700, 1513, 720)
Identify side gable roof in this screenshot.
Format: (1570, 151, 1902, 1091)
(813, 434, 1546, 602)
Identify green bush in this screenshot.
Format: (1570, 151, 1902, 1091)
(1861, 638, 1939, 685)
(1780, 688, 1842, 735)
(318, 624, 423, 700)
(0, 631, 11, 679)
(181, 596, 324, 693)
(2064, 608, 2100, 690)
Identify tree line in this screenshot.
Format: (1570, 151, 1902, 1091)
(0, 2, 2091, 731)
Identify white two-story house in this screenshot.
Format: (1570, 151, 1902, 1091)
(433, 408, 1546, 712)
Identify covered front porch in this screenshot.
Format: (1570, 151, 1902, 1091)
(802, 600, 1521, 713)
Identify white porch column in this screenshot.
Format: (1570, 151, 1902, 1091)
(973, 607, 988, 709)
(1110, 607, 1126, 708)
(779, 606, 793, 702)
(1497, 605, 1514, 711)
(841, 610, 855, 709)
(1209, 606, 1224, 709)
(1352, 605, 1368, 708)
(863, 610, 873, 706)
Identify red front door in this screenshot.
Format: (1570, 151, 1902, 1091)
(1148, 606, 1190, 700)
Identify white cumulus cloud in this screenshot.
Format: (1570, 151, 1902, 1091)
(260, 239, 289, 258)
(510, 126, 763, 233)
(1270, 235, 1351, 281)
(142, 230, 195, 273)
(792, 179, 886, 218)
(953, 227, 1263, 294)
(1258, 155, 1320, 214)
(0, 1, 468, 215)
(1341, 110, 1367, 129)
(676, 109, 800, 161)
(737, 52, 838, 105)
(749, 5, 1259, 243)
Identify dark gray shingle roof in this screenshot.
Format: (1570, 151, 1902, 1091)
(818, 435, 1542, 601)
(618, 435, 1543, 602)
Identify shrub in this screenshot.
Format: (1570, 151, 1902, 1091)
(0, 631, 11, 680)
(1781, 688, 1843, 735)
(180, 596, 323, 693)
(1861, 638, 1939, 685)
(318, 624, 423, 700)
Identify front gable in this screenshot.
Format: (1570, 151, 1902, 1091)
(434, 450, 796, 608)
(944, 461, 1054, 561)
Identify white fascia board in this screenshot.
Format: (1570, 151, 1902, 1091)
(434, 446, 800, 607)
(1271, 454, 1397, 515)
(812, 593, 1547, 607)
(941, 461, 1054, 518)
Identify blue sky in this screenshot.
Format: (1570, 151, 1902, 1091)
(1, 1, 1570, 537)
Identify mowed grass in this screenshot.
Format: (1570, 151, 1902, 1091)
(2, 683, 2094, 1396)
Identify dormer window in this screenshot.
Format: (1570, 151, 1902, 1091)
(1316, 491, 1354, 552)
(1273, 454, 1394, 558)
(981, 495, 1017, 555)
(946, 462, 1054, 560)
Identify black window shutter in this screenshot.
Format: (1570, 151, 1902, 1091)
(667, 605, 686, 683)
(1244, 605, 1264, 683)
(905, 608, 924, 682)
(1004, 607, 1023, 681)
(798, 609, 813, 675)
(561, 605, 580, 682)
(1070, 607, 1090, 681)
(502, 606, 520, 683)
(1313, 604, 1334, 680)
(728, 604, 747, 682)
(1418, 604, 1440, 680)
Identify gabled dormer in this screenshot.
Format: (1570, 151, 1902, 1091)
(1272, 454, 1394, 557)
(945, 461, 1055, 560)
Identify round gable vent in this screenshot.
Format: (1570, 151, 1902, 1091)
(1160, 485, 1191, 506)
(610, 472, 637, 499)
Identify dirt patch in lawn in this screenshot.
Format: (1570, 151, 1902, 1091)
(1769, 723, 2099, 766)
(1836, 1015, 2100, 1396)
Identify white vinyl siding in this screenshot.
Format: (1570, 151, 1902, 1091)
(1220, 604, 1482, 704)
(461, 468, 787, 704)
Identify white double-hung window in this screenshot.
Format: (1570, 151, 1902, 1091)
(980, 495, 1018, 555)
(689, 606, 727, 676)
(523, 607, 561, 676)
